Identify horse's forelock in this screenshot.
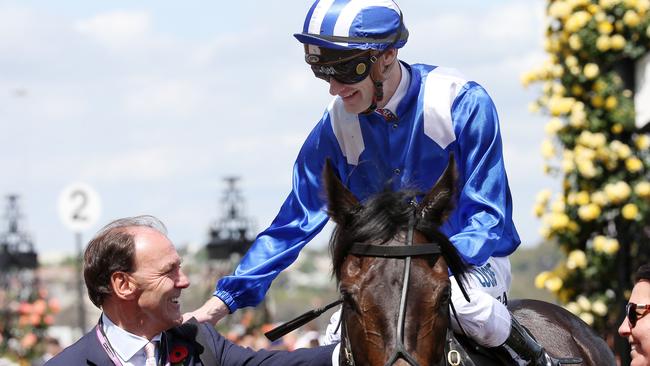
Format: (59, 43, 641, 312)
(331, 189, 465, 281)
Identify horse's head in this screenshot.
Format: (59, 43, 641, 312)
(324, 156, 469, 366)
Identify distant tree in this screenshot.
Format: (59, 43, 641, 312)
(521, 0, 650, 343)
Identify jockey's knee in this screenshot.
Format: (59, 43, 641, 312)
(450, 290, 511, 347)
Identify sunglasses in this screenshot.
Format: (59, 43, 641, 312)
(626, 303, 650, 327)
(308, 53, 377, 85)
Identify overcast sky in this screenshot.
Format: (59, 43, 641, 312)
(0, 0, 555, 259)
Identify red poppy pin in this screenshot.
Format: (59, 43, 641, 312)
(169, 345, 189, 365)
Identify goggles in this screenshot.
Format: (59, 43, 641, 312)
(305, 49, 377, 84)
(625, 302, 650, 327)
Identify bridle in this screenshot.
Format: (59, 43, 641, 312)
(264, 207, 471, 365)
(340, 208, 445, 366)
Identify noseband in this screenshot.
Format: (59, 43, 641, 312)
(340, 209, 443, 366)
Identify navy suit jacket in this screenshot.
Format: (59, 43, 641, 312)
(45, 320, 335, 366)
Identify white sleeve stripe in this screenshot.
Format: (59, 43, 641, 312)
(423, 67, 467, 149)
(328, 98, 364, 165)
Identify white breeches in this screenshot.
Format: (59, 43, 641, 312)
(323, 256, 512, 348)
(449, 256, 512, 347)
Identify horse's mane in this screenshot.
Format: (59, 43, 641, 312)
(328, 189, 470, 284)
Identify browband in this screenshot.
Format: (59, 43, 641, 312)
(349, 242, 442, 258)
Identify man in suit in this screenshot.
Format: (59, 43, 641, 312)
(46, 215, 336, 366)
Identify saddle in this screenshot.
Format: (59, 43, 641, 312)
(444, 329, 583, 366)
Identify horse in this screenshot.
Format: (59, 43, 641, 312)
(322, 157, 616, 366)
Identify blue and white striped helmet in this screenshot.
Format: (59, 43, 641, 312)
(294, 0, 409, 51)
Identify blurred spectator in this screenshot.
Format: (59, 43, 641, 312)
(618, 264, 650, 366)
(31, 337, 61, 366)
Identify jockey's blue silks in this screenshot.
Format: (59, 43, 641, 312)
(215, 61, 521, 312)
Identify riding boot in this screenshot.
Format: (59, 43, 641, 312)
(500, 316, 560, 366)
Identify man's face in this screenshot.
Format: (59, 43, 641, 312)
(129, 227, 190, 334)
(619, 280, 650, 366)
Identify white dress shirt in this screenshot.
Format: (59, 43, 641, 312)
(102, 313, 163, 366)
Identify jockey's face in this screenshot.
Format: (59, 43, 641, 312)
(328, 74, 375, 114)
(619, 280, 650, 366)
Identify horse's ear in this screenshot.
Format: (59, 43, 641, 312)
(323, 158, 359, 225)
(417, 154, 458, 225)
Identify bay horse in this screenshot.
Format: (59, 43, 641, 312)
(322, 157, 615, 366)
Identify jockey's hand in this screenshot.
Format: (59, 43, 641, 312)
(183, 296, 230, 325)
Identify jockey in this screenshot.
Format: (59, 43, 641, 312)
(188, 1, 557, 365)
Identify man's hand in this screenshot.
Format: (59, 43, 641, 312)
(183, 296, 230, 325)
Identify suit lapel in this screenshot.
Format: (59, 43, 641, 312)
(78, 326, 116, 366)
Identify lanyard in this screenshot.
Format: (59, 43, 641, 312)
(95, 318, 168, 366)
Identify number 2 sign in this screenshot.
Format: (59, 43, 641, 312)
(58, 183, 102, 232)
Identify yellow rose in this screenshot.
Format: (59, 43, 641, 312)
(528, 102, 541, 113)
(605, 181, 632, 203)
(570, 102, 587, 126)
(548, 96, 575, 116)
(584, 63, 600, 79)
(545, 118, 564, 135)
(567, 249, 588, 269)
(625, 157, 643, 172)
(593, 79, 607, 92)
(545, 276, 564, 292)
(565, 302, 581, 315)
(596, 36, 611, 51)
(577, 295, 592, 311)
(611, 123, 624, 134)
(551, 197, 566, 212)
(595, 11, 607, 21)
(591, 191, 609, 206)
(634, 135, 650, 150)
(580, 312, 595, 326)
(604, 238, 620, 254)
(592, 300, 608, 316)
(610, 140, 632, 159)
(541, 139, 556, 158)
(562, 158, 576, 172)
(565, 55, 579, 67)
(565, 11, 592, 32)
(622, 203, 639, 219)
(605, 96, 618, 110)
(578, 203, 601, 221)
(550, 1, 573, 18)
(533, 204, 545, 218)
(569, 34, 583, 50)
(536, 189, 553, 203)
(638, 0, 650, 12)
(591, 95, 604, 108)
(610, 34, 626, 50)
(598, 21, 614, 34)
(576, 191, 591, 205)
(600, 0, 619, 9)
(577, 160, 598, 178)
(624, 10, 641, 27)
(551, 213, 571, 230)
(635, 181, 650, 197)
(535, 271, 551, 289)
(592, 235, 608, 252)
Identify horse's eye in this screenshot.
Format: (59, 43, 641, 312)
(341, 290, 361, 313)
(439, 286, 451, 305)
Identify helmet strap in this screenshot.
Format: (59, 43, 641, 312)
(361, 53, 391, 114)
